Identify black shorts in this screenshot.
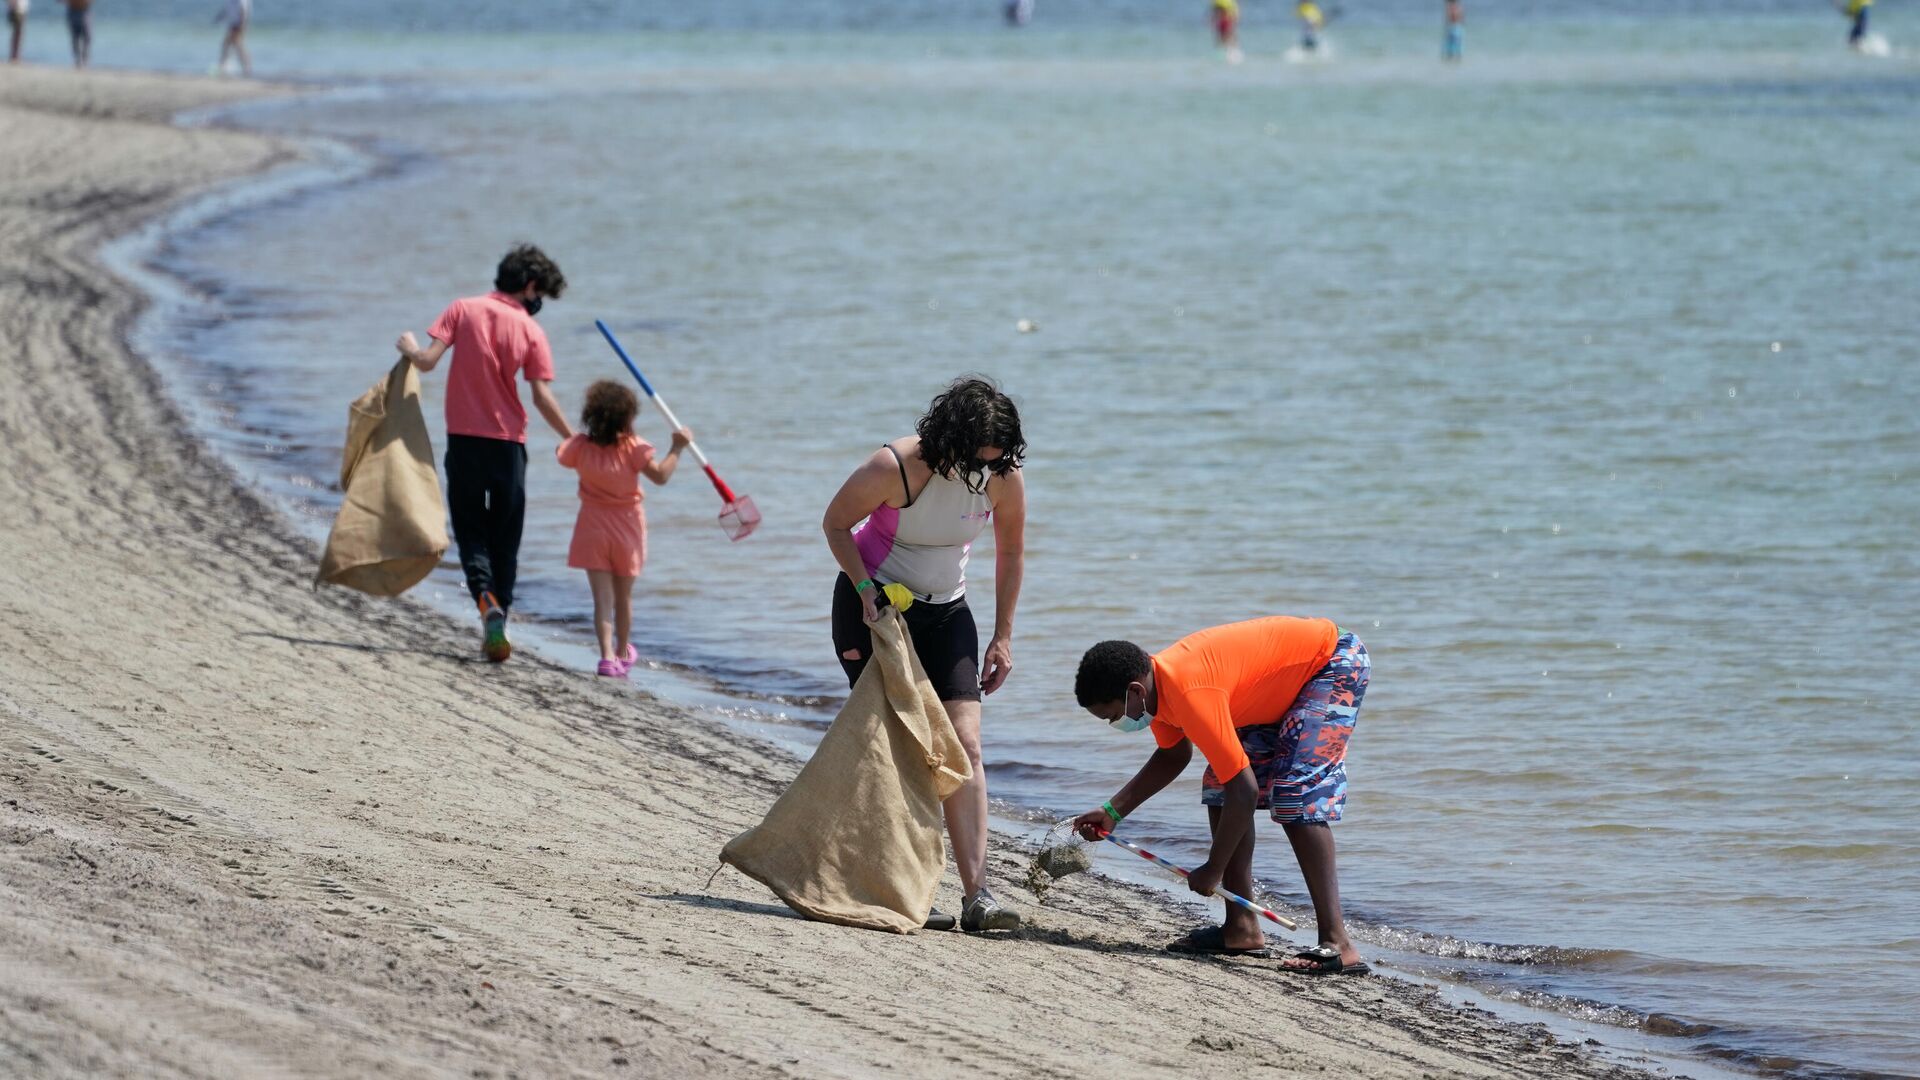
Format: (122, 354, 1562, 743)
(831, 573, 981, 703)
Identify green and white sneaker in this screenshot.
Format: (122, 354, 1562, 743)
(479, 592, 511, 663)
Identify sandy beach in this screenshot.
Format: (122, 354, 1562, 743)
(0, 66, 1665, 1079)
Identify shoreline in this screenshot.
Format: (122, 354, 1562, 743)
(3, 64, 1676, 1079)
(115, 68, 1786, 1080)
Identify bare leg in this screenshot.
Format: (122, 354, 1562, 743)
(1279, 821, 1361, 967)
(586, 570, 616, 661)
(1207, 805, 1265, 950)
(940, 698, 987, 899)
(220, 26, 247, 74)
(612, 574, 636, 658)
(9, 20, 22, 63)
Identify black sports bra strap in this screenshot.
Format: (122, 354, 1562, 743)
(884, 444, 917, 507)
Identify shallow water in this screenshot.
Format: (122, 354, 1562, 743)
(80, 5, 1920, 1077)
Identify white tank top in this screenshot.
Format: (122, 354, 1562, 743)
(852, 446, 995, 604)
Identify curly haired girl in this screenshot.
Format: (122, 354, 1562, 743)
(556, 380, 690, 677)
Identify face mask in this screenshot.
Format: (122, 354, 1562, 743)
(522, 295, 543, 317)
(1108, 684, 1153, 733)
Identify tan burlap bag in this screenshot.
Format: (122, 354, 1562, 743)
(721, 608, 972, 932)
(315, 359, 448, 597)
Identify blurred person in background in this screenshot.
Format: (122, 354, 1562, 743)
(1212, 0, 1243, 63)
(214, 0, 250, 76)
(58, 0, 88, 68)
(7, 0, 26, 63)
(1443, 0, 1464, 61)
(1296, 0, 1327, 54)
(1842, 0, 1873, 50)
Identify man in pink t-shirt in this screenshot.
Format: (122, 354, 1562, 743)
(396, 244, 575, 662)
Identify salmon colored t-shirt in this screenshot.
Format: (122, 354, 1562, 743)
(556, 434, 655, 507)
(1149, 617, 1341, 780)
(429, 292, 555, 443)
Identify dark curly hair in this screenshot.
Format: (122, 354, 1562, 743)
(581, 380, 640, 447)
(915, 376, 1025, 493)
(494, 243, 568, 299)
(1075, 640, 1152, 708)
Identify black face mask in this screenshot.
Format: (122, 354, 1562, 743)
(522, 295, 543, 317)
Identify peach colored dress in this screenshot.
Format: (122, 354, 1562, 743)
(556, 434, 654, 577)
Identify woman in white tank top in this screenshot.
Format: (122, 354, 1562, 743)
(823, 377, 1027, 933)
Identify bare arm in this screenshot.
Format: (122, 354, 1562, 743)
(1201, 768, 1259, 875)
(822, 446, 907, 624)
(528, 379, 574, 441)
(395, 332, 449, 373)
(1111, 740, 1194, 819)
(641, 429, 692, 485)
(980, 467, 1025, 695)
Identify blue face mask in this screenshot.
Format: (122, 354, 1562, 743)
(1107, 685, 1153, 733)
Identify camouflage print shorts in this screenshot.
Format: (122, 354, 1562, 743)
(1200, 630, 1370, 823)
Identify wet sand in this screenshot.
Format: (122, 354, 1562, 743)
(0, 65, 1659, 1078)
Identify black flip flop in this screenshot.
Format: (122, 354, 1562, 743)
(1166, 925, 1273, 958)
(1282, 943, 1371, 976)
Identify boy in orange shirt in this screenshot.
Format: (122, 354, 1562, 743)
(1073, 617, 1371, 973)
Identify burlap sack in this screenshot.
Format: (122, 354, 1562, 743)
(721, 609, 972, 932)
(315, 359, 448, 597)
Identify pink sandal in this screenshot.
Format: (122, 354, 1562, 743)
(596, 658, 628, 679)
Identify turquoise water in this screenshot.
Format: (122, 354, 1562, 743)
(84, 6, 1920, 1077)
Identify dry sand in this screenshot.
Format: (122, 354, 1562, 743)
(1, 66, 1660, 1079)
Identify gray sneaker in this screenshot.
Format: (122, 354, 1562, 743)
(960, 890, 1021, 933)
